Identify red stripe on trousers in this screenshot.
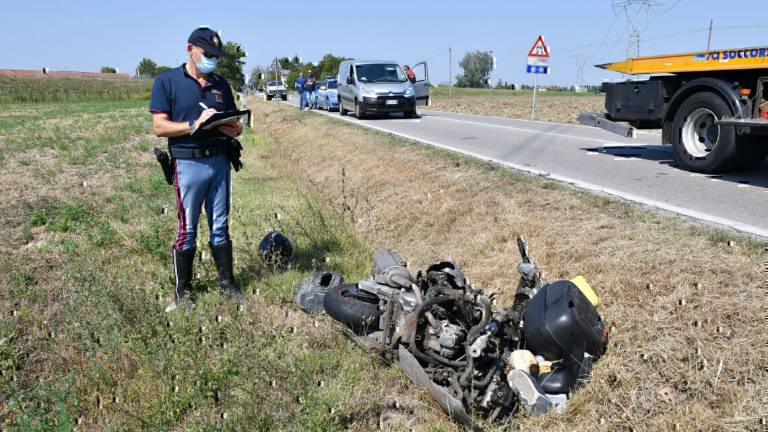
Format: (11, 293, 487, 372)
(173, 159, 187, 251)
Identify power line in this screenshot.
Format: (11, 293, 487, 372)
(613, 0, 663, 58)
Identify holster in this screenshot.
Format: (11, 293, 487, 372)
(226, 137, 244, 172)
(153, 147, 174, 185)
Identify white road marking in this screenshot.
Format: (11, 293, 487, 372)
(426, 115, 614, 144)
(422, 108, 662, 139)
(613, 157, 638, 161)
(280, 100, 768, 239)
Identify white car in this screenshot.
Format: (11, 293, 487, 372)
(265, 80, 287, 101)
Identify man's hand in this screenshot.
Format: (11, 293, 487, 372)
(219, 119, 243, 137)
(194, 108, 218, 132)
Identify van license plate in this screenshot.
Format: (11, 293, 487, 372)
(385, 99, 398, 105)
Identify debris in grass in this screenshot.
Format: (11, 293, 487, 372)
(656, 386, 679, 403)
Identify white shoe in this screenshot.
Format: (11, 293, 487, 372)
(507, 369, 553, 416)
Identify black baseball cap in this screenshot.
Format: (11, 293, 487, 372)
(188, 27, 226, 57)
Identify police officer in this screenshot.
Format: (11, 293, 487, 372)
(150, 27, 245, 311)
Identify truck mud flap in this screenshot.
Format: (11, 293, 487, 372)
(395, 346, 481, 430)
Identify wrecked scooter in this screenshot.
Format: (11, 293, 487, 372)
(299, 238, 608, 427)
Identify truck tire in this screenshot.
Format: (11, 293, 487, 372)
(323, 283, 381, 333)
(670, 92, 757, 172)
(355, 99, 366, 119)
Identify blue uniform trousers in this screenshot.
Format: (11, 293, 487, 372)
(172, 154, 231, 251)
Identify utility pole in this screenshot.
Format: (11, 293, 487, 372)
(531, 73, 538, 120)
(489, 49, 494, 95)
(706, 19, 714, 51)
(449, 46, 452, 100)
(613, 0, 662, 59)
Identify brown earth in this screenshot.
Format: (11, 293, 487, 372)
(250, 99, 767, 432)
(430, 93, 605, 124)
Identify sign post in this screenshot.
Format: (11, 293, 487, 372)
(526, 35, 550, 120)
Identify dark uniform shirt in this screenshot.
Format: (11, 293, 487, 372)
(149, 64, 236, 150)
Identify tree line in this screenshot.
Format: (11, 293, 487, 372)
(134, 40, 247, 88)
(246, 54, 350, 91)
(246, 50, 499, 90)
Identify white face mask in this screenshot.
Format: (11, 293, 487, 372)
(196, 54, 218, 73)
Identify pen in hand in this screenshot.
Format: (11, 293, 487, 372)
(199, 102, 209, 110)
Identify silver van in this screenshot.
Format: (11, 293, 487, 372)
(337, 60, 429, 118)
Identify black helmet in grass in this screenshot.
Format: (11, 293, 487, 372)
(259, 231, 294, 269)
(426, 260, 467, 290)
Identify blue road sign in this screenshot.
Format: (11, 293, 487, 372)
(526, 64, 549, 74)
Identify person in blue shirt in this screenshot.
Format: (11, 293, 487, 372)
(309, 73, 319, 109)
(150, 27, 245, 312)
(295, 72, 308, 110)
(304, 73, 316, 109)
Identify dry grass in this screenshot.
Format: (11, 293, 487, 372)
(251, 99, 767, 431)
(0, 99, 458, 431)
(429, 87, 605, 124)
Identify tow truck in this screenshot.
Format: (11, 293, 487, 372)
(579, 46, 768, 172)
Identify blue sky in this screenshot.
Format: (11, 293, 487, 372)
(3, 0, 767, 86)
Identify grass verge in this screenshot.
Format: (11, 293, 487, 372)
(0, 99, 455, 431)
(250, 99, 767, 432)
(0, 76, 151, 103)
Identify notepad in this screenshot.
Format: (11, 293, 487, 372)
(193, 109, 251, 135)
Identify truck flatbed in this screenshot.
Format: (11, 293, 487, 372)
(597, 46, 768, 75)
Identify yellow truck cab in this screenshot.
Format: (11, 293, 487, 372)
(579, 47, 768, 172)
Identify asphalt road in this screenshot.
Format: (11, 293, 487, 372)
(276, 96, 768, 238)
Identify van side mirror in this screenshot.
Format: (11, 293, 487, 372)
(346, 76, 354, 85)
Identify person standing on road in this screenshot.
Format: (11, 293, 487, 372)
(149, 27, 245, 312)
(304, 71, 316, 110)
(403, 65, 416, 83)
(310, 74, 320, 109)
(295, 72, 307, 110)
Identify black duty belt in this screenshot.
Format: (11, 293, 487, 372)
(169, 146, 228, 159)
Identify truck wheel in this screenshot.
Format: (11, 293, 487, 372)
(323, 283, 381, 334)
(671, 92, 742, 172)
(266, 95, 272, 101)
(355, 100, 366, 119)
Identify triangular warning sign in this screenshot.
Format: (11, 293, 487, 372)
(528, 35, 550, 58)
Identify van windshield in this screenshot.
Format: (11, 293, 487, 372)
(355, 64, 407, 83)
(327, 80, 337, 89)
(267, 81, 283, 86)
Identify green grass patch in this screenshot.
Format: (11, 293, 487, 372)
(0, 75, 152, 103)
(0, 101, 419, 430)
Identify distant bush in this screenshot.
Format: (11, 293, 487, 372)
(0, 75, 152, 103)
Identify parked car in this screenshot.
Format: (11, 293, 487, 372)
(265, 80, 287, 101)
(337, 60, 429, 119)
(317, 77, 339, 111)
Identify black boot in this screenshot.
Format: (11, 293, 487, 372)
(210, 241, 245, 304)
(165, 247, 196, 312)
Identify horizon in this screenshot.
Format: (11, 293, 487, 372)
(3, 0, 767, 86)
